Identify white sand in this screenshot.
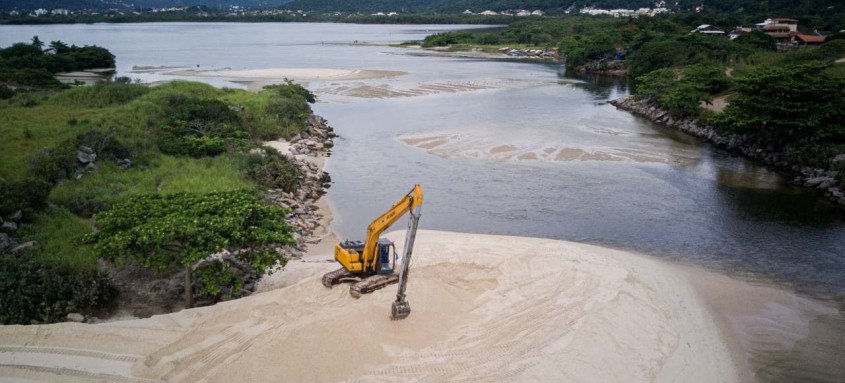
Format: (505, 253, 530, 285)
(167, 68, 406, 81)
(397, 132, 693, 165)
(0, 230, 740, 382)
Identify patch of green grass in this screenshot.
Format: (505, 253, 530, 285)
(49, 154, 252, 216)
(18, 207, 98, 272)
(0, 103, 99, 181)
(50, 83, 151, 108)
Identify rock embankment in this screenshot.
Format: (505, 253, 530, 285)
(498, 47, 559, 59)
(575, 59, 627, 76)
(611, 96, 845, 210)
(266, 115, 335, 258)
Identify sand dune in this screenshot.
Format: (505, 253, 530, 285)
(0, 230, 739, 382)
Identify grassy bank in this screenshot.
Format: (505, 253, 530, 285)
(1, 79, 312, 324)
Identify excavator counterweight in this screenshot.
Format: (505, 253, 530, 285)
(321, 184, 423, 319)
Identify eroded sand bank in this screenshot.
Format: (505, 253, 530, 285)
(0, 230, 742, 382)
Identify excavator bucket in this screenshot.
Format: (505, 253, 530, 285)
(390, 300, 411, 320)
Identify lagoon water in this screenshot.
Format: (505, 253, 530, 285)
(1, 22, 843, 300)
(4, 21, 845, 381)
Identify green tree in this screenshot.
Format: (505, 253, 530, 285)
(715, 62, 845, 143)
(636, 68, 710, 117)
(682, 63, 731, 94)
(87, 191, 295, 307)
(31, 36, 44, 50)
(733, 31, 776, 51)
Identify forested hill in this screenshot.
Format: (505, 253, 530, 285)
(0, 0, 291, 11)
(3, 0, 843, 14)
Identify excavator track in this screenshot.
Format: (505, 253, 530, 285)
(322, 267, 357, 288)
(349, 274, 400, 299)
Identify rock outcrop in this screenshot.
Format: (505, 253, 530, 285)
(266, 115, 336, 258)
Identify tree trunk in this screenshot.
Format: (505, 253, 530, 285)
(184, 266, 193, 308)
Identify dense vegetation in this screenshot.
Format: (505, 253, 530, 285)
(0, 40, 316, 323)
(87, 191, 295, 307)
(0, 37, 114, 88)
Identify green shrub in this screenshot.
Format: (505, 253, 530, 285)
(245, 148, 303, 193)
(682, 63, 731, 94)
(154, 95, 249, 157)
(714, 62, 845, 143)
(0, 253, 116, 324)
(265, 80, 316, 104)
(195, 260, 243, 301)
(0, 84, 15, 99)
(29, 130, 130, 183)
(421, 31, 476, 47)
(635, 68, 709, 117)
(734, 31, 776, 51)
(0, 178, 51, 218)
(87, 190, 295, 306)
(784, 141, 836, 168)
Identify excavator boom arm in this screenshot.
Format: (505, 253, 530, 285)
(361, 184, 423, 271)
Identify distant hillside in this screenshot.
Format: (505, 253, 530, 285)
(1, 0, 842, 16)
(279, 0, 845, 14)
(0, 0, 291, 11)
(278, 0, 654, 13)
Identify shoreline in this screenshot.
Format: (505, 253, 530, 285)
(611, 96, 845, 211)
(257, 114, 341, 292)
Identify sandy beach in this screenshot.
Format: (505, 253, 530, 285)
(0, 230, 744, 382)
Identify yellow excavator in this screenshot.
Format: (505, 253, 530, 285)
(322, 184, 422, 319)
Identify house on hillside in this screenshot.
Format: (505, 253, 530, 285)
(757, 18, 798, 31)
(728, 27, 754, 40)
(792, 32, 824, 46)
(691, 24, 725, 35)
(758, 19, 795, 50)
(480, 10, 498, 15)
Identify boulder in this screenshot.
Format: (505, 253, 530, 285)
(804, 177, 832, 188)
(0, 233, 12, 250)
(1, 221, 17, 232)
(66, 313, 85, 323)
(118, 158, 132, 169)
(77, 149, 96, 164)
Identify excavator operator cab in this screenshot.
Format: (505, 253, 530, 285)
(376, 238, 397, 274)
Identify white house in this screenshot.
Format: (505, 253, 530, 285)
(691, 24, 725, 35)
